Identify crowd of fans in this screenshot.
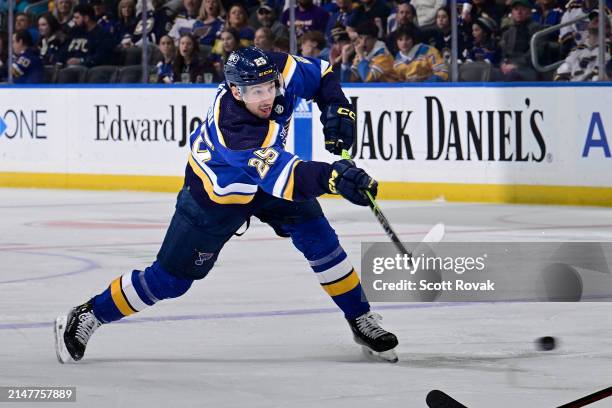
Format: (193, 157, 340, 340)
(0, 0, 611, 83)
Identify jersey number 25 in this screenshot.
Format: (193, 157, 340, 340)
(248, 148, 279, 179)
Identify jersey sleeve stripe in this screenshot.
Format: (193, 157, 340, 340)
(282, 55, 297, 86)
(213, 89, 228, 147)
(272, 155, 299, 198)
(261, 121, 279, 148)
(282, 159, 301, 200)
(188, 154, 256, 204)
(320, 60, 333, 77)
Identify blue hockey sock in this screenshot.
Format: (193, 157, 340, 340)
(288, 217, 370, 320)
(92, 261, 193, 323)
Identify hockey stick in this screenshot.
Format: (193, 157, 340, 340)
(426, 387, 612, 408)
(341, 149, 445, 257)
(557, 386, 612, 408)
(426, 390, 468, 408)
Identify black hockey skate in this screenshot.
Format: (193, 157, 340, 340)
(54, 300, 102, 363)
(347, 312, 398, 363)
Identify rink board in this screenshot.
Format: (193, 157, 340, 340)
(0, 84, 610, 206)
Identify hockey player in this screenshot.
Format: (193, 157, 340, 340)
(54, 46, 399, 363)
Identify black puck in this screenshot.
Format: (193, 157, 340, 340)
(536, 336, 556, 351)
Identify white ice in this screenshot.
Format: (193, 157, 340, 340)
(0, 188, 611, 408)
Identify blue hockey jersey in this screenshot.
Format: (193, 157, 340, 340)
(185, 52, 349, 207)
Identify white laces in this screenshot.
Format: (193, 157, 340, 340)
(74, 312, 101, 345)
(355, 312, 387, 339)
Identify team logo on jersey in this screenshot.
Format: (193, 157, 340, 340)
(195, 251, 214, 266)
(274, 104, 284, 115)
(227, 53, 239, 65)
(254, 57, 267, 67)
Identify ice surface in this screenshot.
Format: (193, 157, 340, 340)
(0, 188, 611, 408)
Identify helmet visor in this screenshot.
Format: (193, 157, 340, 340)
(238, 80, 278, 104)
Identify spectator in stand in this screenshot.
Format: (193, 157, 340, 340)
(172, 33, 219, 82)
(253, 5, 288, 40)
(114, 0, 136, 46)
(60, 4, 113, 67)
(461, 0, 505, 28)
(328, 23, 351, 74)
(0, 31, 8, 82)
(225, 4, 254, 46)
(533, 0, 563, 26)
(341, 21, 395, 82)
(211, 26, 240, 76)
(498, 0, 542, 80)
(15, 13, 40, 43)
(90, 0, 115, 35)
(555, 12, 611, 80)
(559, 0, 600, 57)
(273, 36, 290, 52)
(38, 13, 65, 65)
(325, 0, 353, 42)
(463, 14, 500, 63)
(387, 2, 419, 54)
(254, 26, 274, 51)
(281, 0, 330, 37)
(412, 0, 447, 28)
(433, 6, 455, 63)
(194, 0, 225, 46)
(11, 30, 44, 83)
(132, 0, 173, 45)
(347, 0, 390, 39)
(300, 30, 328, 59)
(393, 23, 448, 81)
(54, 0, 76, 34)
(388, 1, 417, 33)
(157, 34, 176, 82)
(168, 0, 202, 42)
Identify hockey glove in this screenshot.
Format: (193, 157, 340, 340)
(322, 104, 356, 155)
(328, 159, 377, 206)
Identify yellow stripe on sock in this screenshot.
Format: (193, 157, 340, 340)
(321, 269, 360, 297)
(110, 277, 137, 316)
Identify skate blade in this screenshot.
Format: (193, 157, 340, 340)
(54, 315, 75, 364)
(361, 346, 399, 363)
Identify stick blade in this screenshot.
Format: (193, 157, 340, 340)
(426, 390, 468, 408)
(422, 222, 445, 244)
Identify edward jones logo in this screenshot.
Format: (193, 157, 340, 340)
(0, 109, 48, 139)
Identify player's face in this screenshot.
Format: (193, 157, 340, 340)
(238, 81, 277, 118)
